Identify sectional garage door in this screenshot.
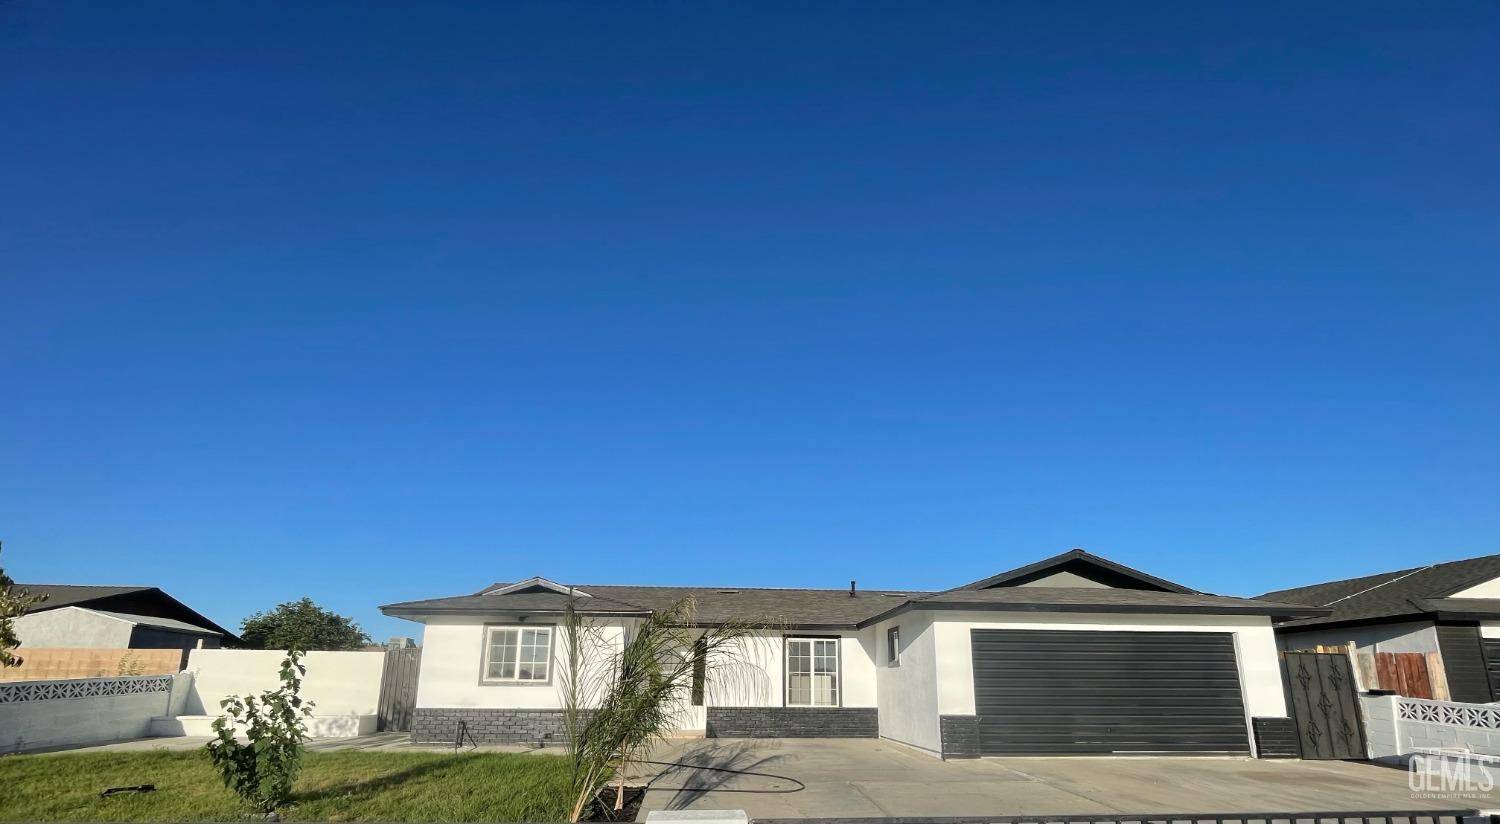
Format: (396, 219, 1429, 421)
(970, 629, 1250, 755)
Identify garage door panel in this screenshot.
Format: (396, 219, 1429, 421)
(970, 629, 1250, 755)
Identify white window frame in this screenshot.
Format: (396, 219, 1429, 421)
(785, 636, 840, 707)
(480, 623, 554, 685)
(887, 626, 900, 667)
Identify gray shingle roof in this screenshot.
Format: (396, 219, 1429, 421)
(911, 587, 1325, 614)
(1258, 552, 1500, 629)
(383, 583, 923, 628)
(13, 584, 153, 609)
(382, 577, 1324, 628)
(92, 609, 225, 636)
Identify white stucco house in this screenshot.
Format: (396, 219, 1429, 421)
(381, 549, 1324, 759)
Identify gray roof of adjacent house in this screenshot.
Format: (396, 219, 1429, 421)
(1258, 552, 1500, 630)
(90, 609, 226, 636)
(381, 550, 1326, 628)
(13, 583, 241, 642)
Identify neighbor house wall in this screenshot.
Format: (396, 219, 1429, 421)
(870, 611, 941, 756)
(1276, 621, 1440, 655)
(12, 607, 134, 649)
(930, 612, 1287, 728)
(1451, 577, 1500, 599)
(129, 626, 220, 652)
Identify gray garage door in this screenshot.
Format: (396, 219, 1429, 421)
(971, 629, 1250, 755)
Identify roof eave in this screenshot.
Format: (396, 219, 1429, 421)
(379, 605, 652, 621)
(857, 599, 1326, 628)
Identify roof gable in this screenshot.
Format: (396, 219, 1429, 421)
(954, 549, 1197, 594)
(481, 577, 592, 598)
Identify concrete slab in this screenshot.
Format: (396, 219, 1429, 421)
(637, 739, 1500, 821)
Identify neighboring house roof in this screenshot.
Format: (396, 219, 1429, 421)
(13, 583, 241, 643)
(91, 609, 225, 636)
(381, 550, 1324, 628)
(1258, 552, 1500, 630)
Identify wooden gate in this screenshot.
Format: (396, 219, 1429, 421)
(1282, 651, 1367, 760)
(377, 647, 421, 733)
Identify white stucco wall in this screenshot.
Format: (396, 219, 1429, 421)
(416, 617, 625, 709)
(870, 612, 941, 755)
(183, 649, 385, 716)
(1451, 576, 1500, 599)
(415, 619, 878, 727)
(930, 612, 1287, 721)
(12, 607, 135, 648)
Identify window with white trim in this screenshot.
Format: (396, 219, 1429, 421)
(785, 637, 839, 706)
(482, 625, 552, 683)
(886, 626, 900, 667)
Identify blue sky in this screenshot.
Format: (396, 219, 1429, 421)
(2, 2, 1497, 643)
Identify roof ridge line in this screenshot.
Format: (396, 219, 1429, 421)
(1321, 564, 1434, 607)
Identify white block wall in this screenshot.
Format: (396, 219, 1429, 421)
(184, 649, 385, 716)
(1362, 694, 1500, 764)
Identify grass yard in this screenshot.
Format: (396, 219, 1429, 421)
(0, 749, 577, 822)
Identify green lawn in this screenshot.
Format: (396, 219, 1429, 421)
(0, 750, 577, 822)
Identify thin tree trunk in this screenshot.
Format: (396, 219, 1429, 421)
(614, 753, 628, 811)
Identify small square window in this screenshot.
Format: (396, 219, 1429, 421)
(886, 626, 900, 667)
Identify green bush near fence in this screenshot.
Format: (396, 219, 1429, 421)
(0, 750, 575, 822)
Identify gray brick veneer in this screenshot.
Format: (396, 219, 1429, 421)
(705, 706, 878, 738)
(410, 708, 583, 745)
(939, 714, 979, 758)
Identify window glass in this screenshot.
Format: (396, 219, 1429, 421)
(484, 625, 551, 682)
(786, 637, 839, 706)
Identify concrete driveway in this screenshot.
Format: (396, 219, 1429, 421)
(635, 739, 1494, 820)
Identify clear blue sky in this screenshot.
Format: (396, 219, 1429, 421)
(2, 3, 1497, 643)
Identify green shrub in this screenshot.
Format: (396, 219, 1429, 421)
(204, 650, 314, 815)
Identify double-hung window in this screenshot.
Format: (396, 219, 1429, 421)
(785, 637, 839, 707)
(482, 625, 552, 683)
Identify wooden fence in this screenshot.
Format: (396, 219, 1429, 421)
(0, 648, 183, 682)
(1293, 643, 1447, 700)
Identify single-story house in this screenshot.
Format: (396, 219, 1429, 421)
(11, 584, 240, 653)
(381, 549, 1322, 758)
(1260, 552, 1500, 703)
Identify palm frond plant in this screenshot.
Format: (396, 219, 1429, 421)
(561, 596, 760, 822)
